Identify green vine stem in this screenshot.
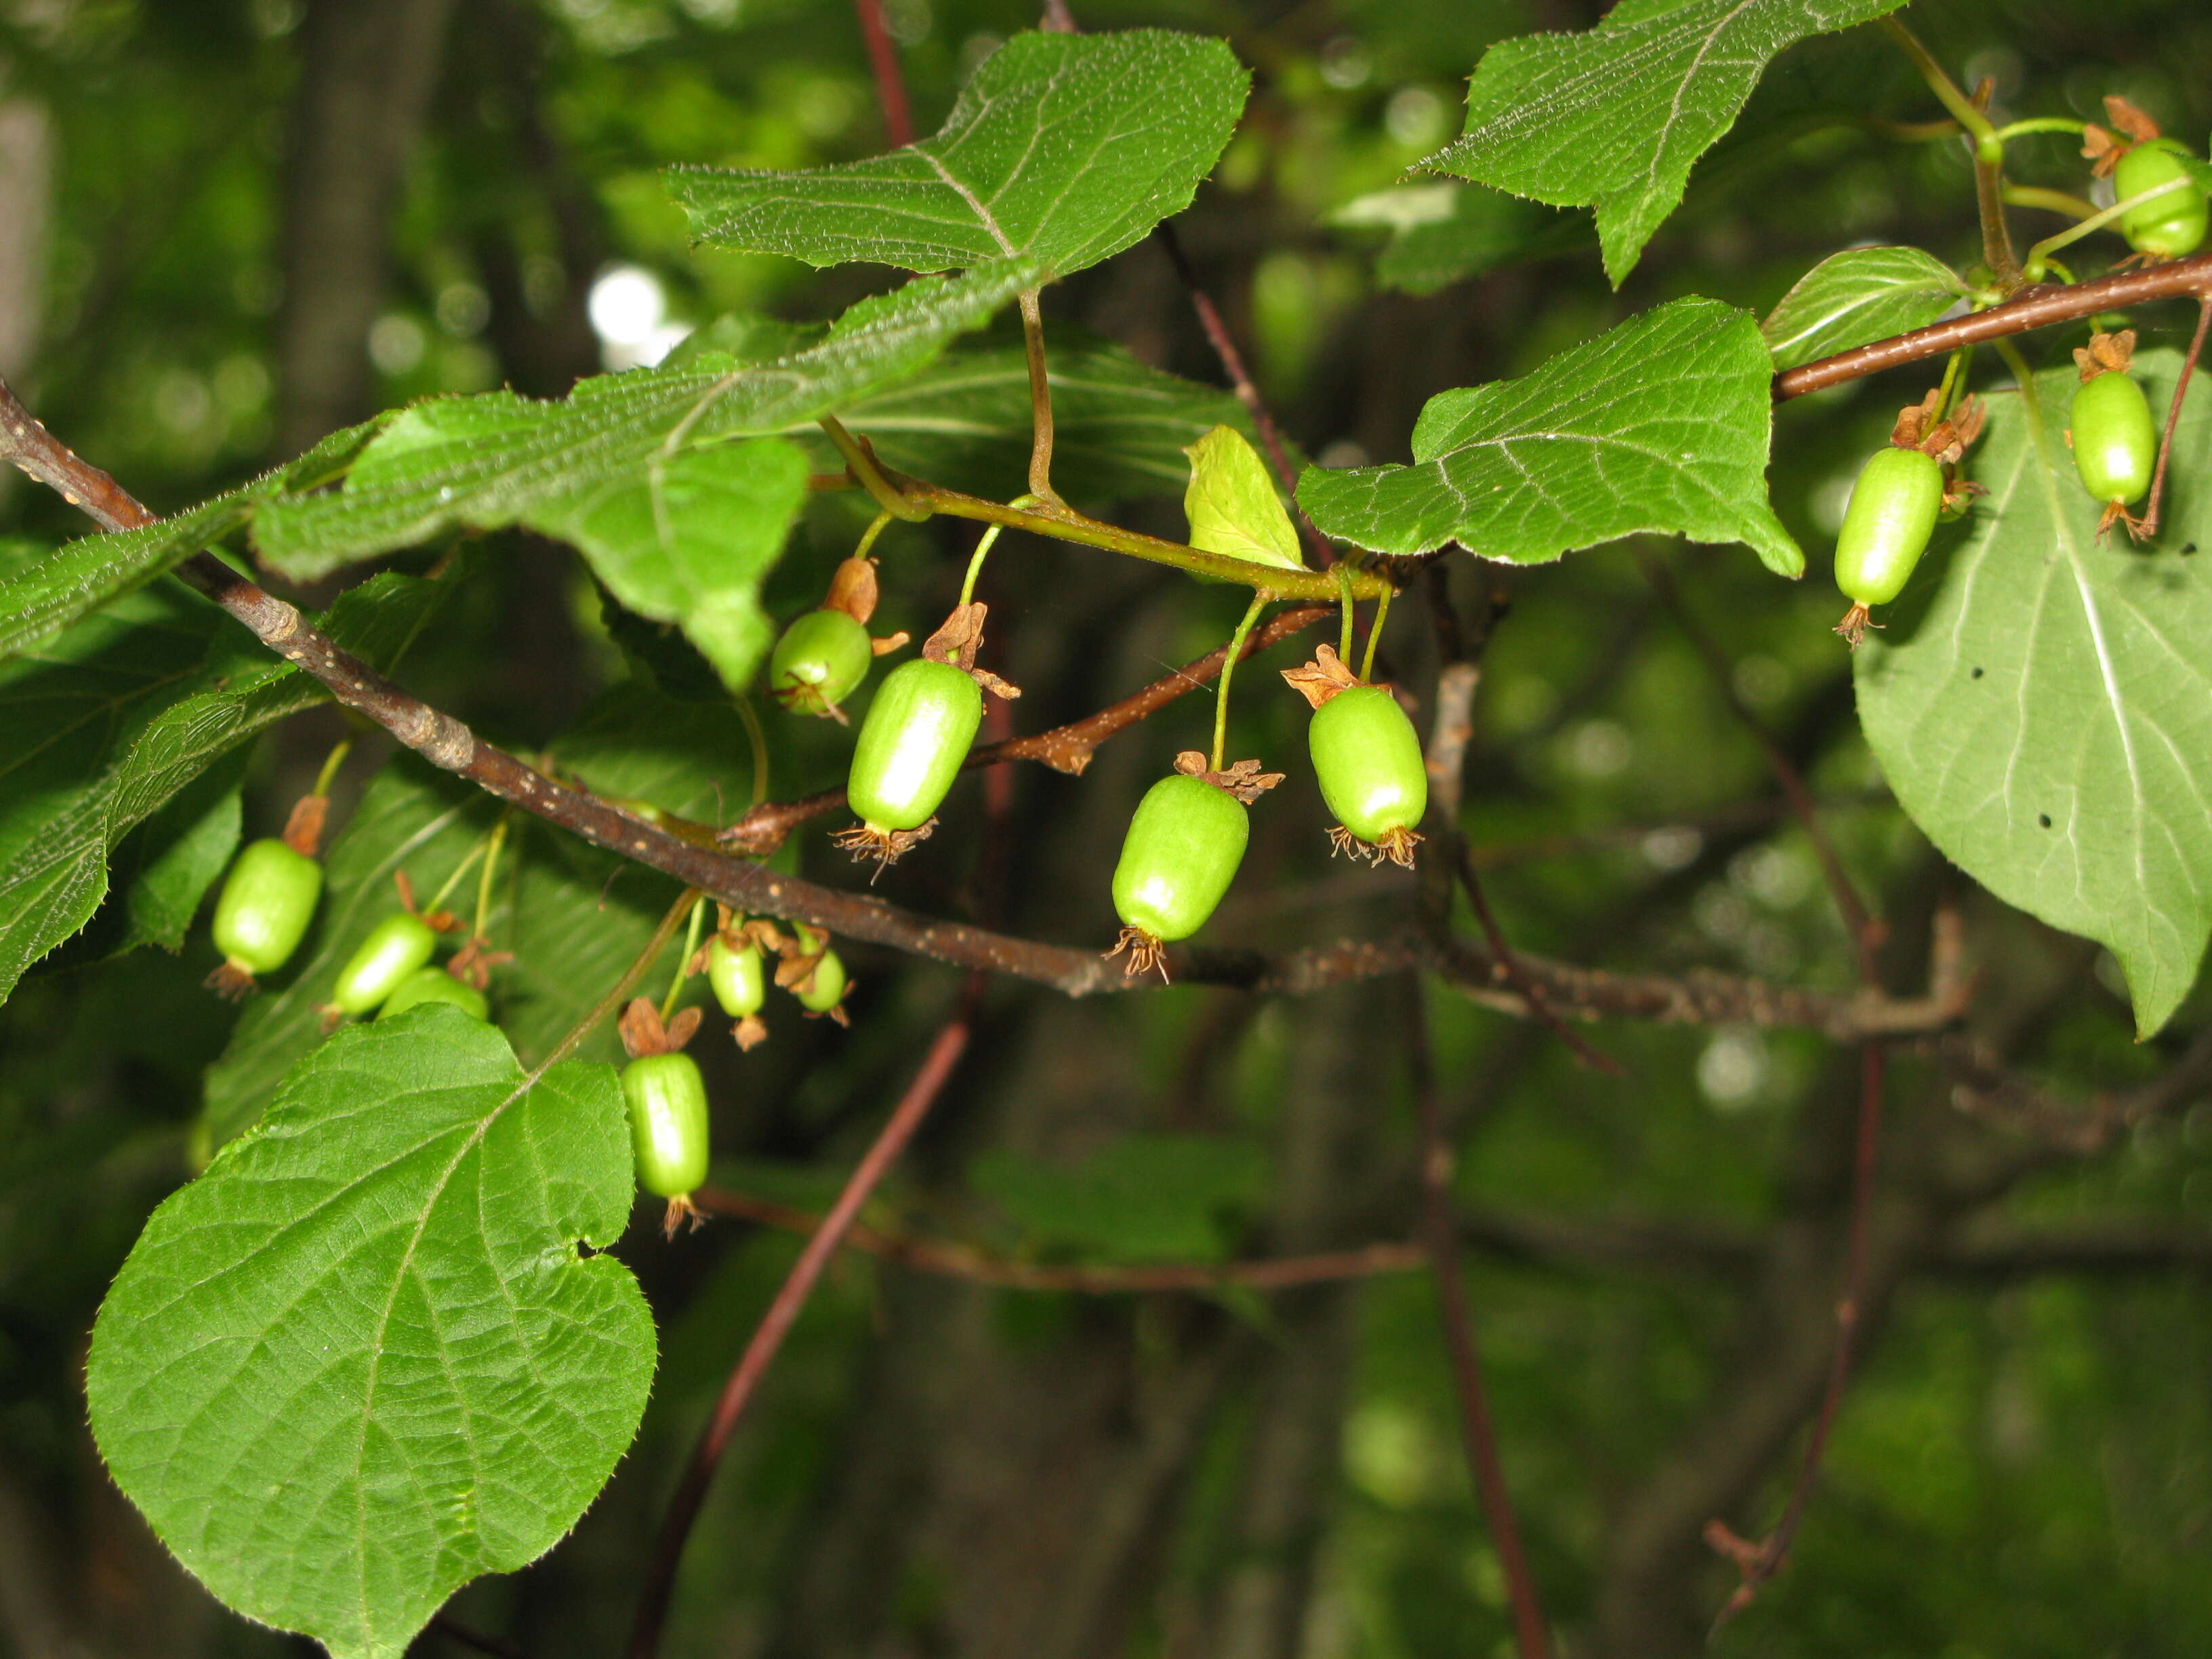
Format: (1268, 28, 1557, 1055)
(1878, 18, 2020, 287)
(1212, 591, 1271, 772)
(472, 815, 509, 945)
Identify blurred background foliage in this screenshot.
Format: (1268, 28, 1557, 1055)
(3, 0, 2212, 1655)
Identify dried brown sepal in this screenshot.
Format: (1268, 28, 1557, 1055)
(283, 793, 330, 859)
(832, 817, 936, 876)
(619, 996, 670, 1059)
(445, 936, 512, 991)
(822, 556, 881, 624)
(731, 1014, 770, 1051)
(690, 914, 790, 975)
(2104, 94, 2162, 147)
(1106, 925, 1170, 982)
(2097, 499, 2151, 542)
(2073, 328, 2137, 383)
(801, 1000, 851, 1027)
(1280, 642, 1364, 710)
(661, 1193, 705, 1240)
(205, 960, 258, 1002)
(773, 942, 824, 994)
(317, 1002, 345, 1034)
(1172, 750, 1284, 804)
(1326, 823, 1423, 868)
(1892, 390, 1984, 464)
(922, 602, 1021, 698)
(2082, 123, 2122, 178)
(1941, 472, 1988, 515)
(869, 630, 910, 657)
(1833, 602, 1879, 650)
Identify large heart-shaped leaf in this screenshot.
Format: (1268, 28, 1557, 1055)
(1297, 297, 1801, 576)
(1420, 0, 1906, 285)
(1856, 350, 2212, 1034)
(667, 30, 1246, 279)
(88, 1010, 655, 1659)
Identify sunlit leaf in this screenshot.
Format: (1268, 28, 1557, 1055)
(1762, 245, 1967, 369)
(1183, 424, 1304, 573)
(88, 1010, 655, 1659)
(1297, 298, 1801, 576)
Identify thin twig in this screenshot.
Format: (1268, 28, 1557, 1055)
(1406, 983, 1551, 1659)
(2137, 293, 2212, 538)
(1452, 846, 1623, 1076)
(626, 1010, 974, 1659)
(851, 0, 914, 148)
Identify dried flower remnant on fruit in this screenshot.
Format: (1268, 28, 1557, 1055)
(1283, 645, 1427, 867)
(775, 924, 851, 1025)
(1107, 758, 1275, 981)
(1832, 393, 1985, 649)
(2069, 331, 2160, 539)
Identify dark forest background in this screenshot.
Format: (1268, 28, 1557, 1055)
(3, 0, 2211, 1655)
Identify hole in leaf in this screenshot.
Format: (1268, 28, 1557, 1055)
(2039, 813, 2053, 828)
(1970, 666, 1984, 678)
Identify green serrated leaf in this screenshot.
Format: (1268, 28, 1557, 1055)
(811, 336, 1258, 505)
(1183, 424, 1304, 573)
(1762, 245, 1967, 369)
(0, 416, 395, 665)
(526, 437, 809, 693)
(253, 261, 1036, 579)
(1855, 350, 2212, 1036)
(1297, 297, 1801, 576)
(116, 751, 246, 953)
(88, 1009, 655, 1659)
(1420, 0, 1906, 286)
(0, 570, 450, 1006)
(1332, 182, 1585, 295)
(667, 30, 1248, 279)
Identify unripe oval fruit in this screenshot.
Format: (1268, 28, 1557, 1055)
(770, 609, 874, 717)
(796, 949, 848, 1014)
(1112, 774, 1249, 946)
(378, 966, 490, 1021)
(707, 934, 767, 1017)
(211, 838, 323, 977)
(622, 1052, 710, 1200)
(1834, 447, 1944, 608)
(847, 658, 983, 834)
(2072, 371, 2158, 507)
(2114, 140, 2208, 259)
(1310, 687, 1427, 847)
(329, 912, 439, 1016)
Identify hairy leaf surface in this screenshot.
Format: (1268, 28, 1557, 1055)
(1297, 298, 1800, 575)
(1331, 182, 1584, 295)
(1856, 350, 2212, 1036)
(1762, 245, 1967, 369)
(1421, 0, 1906, 285)
(667, 30, 1246, 277)
(88, 1010, 654, 1659)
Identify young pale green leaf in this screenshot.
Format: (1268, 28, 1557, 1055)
(1420, 0, 1907, 285)
(1182, 424, 1304, 573)
(0, 416, 395, 665)
(88, 1010, 655, 1659)
(1855, 350, 2212, 1037)
(1762, 246, 1968, 369)
(0, 571, 449, 1006)
(1331, 182, 1584, 296)
(1297, 297, 1801, 576)
(666, 30, 1247, 278)
(252, 261, 1036, 579)
(525, 437, 809, 693)
(807, 337, 1256, 504)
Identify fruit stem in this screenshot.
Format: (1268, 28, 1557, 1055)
(1212, 590, 1270, 773)
(958, 524, 1003, 610)
(1877, 17, 1996, 144)
(2024, 173, 2194, 271)
(309, 739, 352, 800)
(2001, 183, 2099, 222)
(1334, 565, 1355, 662)
(1018, 288, 1063, 506)
(1359, 583, 1393, 684)
(1992, 117, 2088, 144)
(661, 895, 708, 1023)
(852, 509, 895, 562)
(735, 694, 771, 809)
(473, 815, 510, 945)
(1932, 343, 1975, 421)
(424, 836, 491, 914)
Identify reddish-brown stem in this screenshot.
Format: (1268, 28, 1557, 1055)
(1775, 254, 2212, 400)
(2137, 293, 2212, 539)
(720, 603, 1331, 850)
(626, 1010, 972, 1659)
(851, 0, 913, 148)
(1638, 554, 1877, 979)
(1711, 1043, 1888, 1628)
(1406, 985, 1551, 1659)
(1452, 846, 1624, 1076)
(1153, 220, 1334, 565)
